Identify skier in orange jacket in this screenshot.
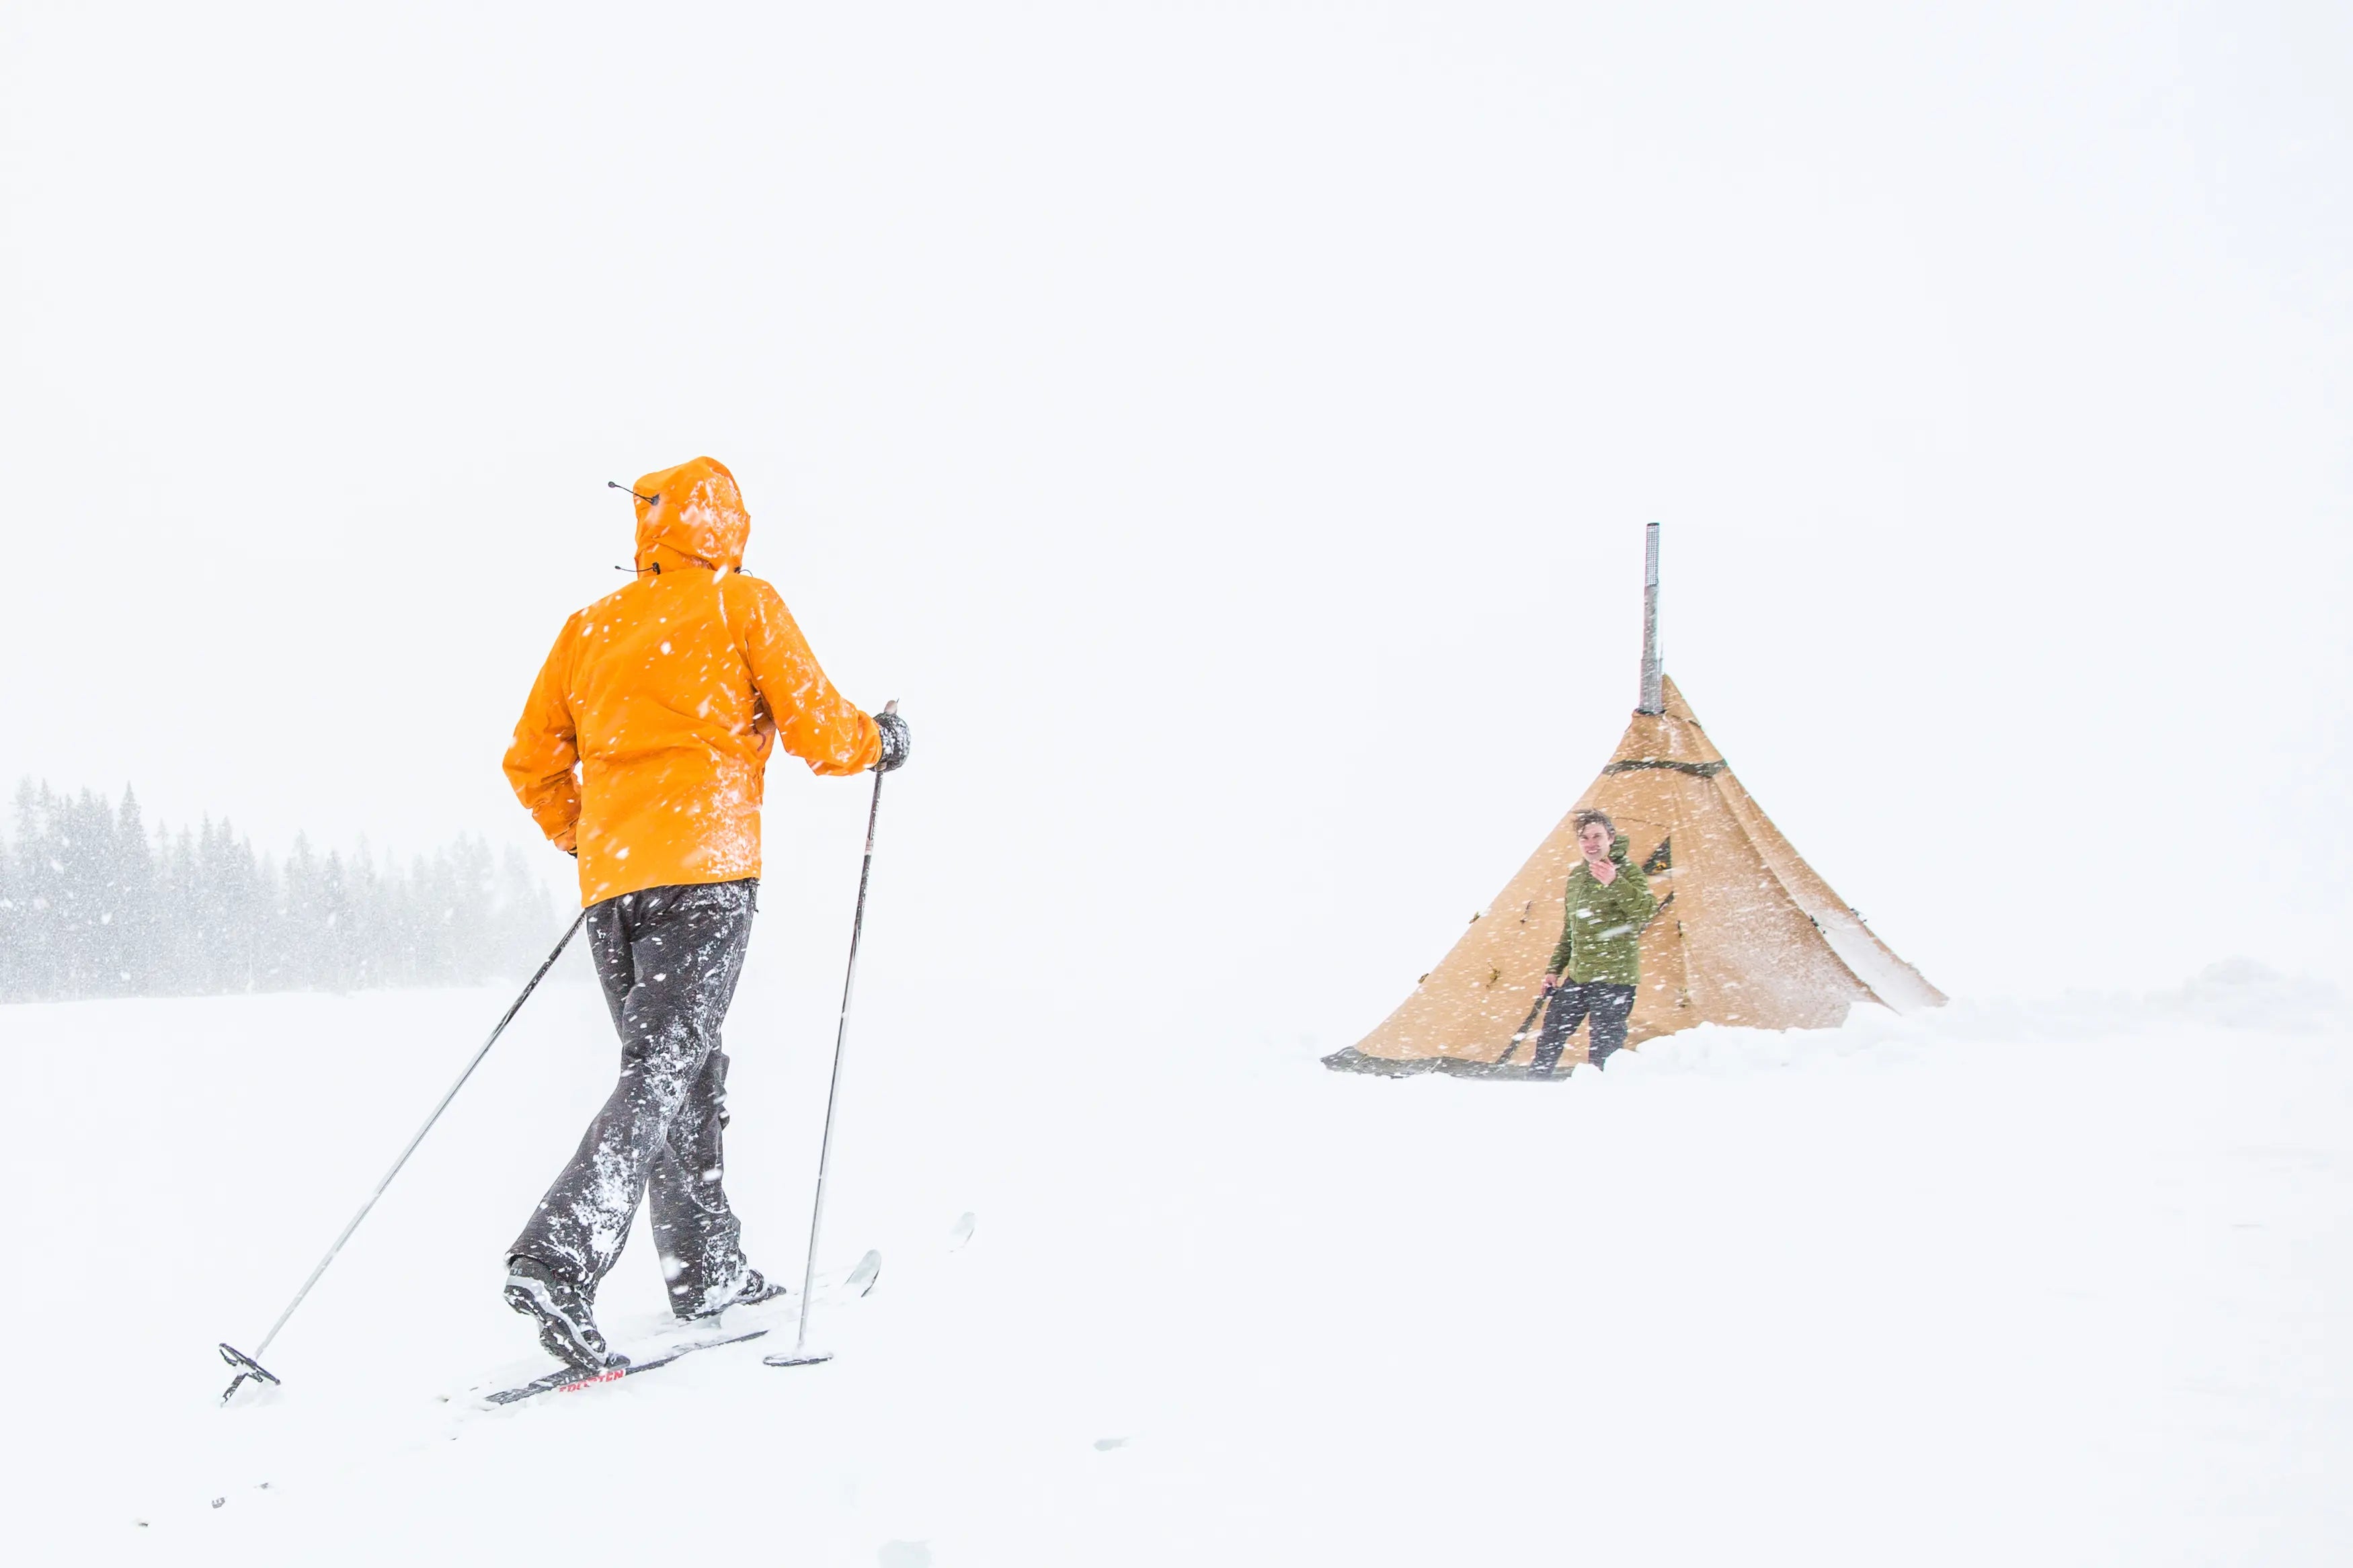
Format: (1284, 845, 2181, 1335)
(499, 456, 908, 1371)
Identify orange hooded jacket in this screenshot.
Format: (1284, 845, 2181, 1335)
(504, 457, 882, 906)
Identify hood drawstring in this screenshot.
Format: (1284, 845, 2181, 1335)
(612, 481, 664, 574)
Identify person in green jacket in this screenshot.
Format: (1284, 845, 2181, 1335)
(1530, 809, 1658, 1076)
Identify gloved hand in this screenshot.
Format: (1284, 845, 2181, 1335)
(873, 709, 912, 773)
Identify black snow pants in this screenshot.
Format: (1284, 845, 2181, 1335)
(1531, 981, 1636, 1075)
(510, 879, 758, 1314)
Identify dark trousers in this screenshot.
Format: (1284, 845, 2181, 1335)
(510, 879, 757, 1311)
(1531, 981, 1636, 1075)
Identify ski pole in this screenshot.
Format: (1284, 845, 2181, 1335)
(217, 909, 588, 1403)
(1494, 990, 1551, 1067)
(768, 700, 896, 1369)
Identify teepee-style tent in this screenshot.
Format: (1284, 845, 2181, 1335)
(1326, 525, 1940, 1078)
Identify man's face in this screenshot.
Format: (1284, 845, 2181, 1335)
(1578, 822, 1611, 861)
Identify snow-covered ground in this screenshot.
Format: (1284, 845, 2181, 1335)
(6, 962, 2348, 1565)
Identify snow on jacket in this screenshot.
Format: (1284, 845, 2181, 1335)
(1546, 835, 1659, 986)
(504, 456, 881, 906)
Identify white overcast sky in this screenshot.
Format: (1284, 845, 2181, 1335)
(2, 2, 2347, 1040)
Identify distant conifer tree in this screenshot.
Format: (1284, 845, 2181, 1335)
(0, 778, 569, 1003)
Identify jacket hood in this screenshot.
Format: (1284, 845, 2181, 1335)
(631, 456, 750, 573)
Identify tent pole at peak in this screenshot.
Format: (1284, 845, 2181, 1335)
(1638, 522, 1663, 716)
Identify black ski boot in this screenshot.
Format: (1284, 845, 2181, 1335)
(672, 1264, 788, 1321)
(505, 1255, 626, 1372)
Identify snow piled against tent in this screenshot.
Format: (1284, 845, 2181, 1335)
(1595, 959, 2348, 1079)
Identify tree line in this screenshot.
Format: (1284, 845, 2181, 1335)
(0, 780, 567, 1003)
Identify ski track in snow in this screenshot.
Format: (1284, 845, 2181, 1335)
(3, 968, 2350, 1564)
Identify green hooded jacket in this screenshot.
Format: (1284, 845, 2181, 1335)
(1546, 833, 1659, 986)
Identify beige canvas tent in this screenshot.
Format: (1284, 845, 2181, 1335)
(1326, 527, 1940, 1078)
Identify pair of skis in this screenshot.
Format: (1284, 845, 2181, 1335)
(482, 1329, 768, 1406)
(476, 1248, 882, 1407)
